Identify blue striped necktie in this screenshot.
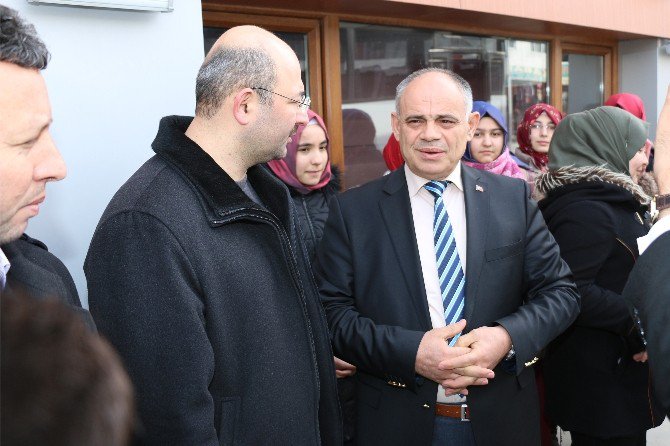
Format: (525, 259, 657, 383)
(424, 180, 466, 346)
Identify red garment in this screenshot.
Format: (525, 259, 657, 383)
(267, 109, 332, 195)
(605, 93, 647, 120)
(516, 103, 563, 171)
(382, 134, 404, 171)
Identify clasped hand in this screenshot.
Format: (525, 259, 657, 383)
(415, 320, 512, 396)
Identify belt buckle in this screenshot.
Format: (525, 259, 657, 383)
(460, 404, 470, 422)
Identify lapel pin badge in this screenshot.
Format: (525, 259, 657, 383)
(475, 184, 484, 192)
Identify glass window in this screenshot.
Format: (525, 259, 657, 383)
(203, 27, 310, 94)
(562, 53, 604, 113)
(339, 22, 549, 188)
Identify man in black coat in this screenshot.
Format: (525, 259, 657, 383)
(315, 68, 580, 446)
(85, 26, 342, 445)
(624, 85, 670, 418)
(0, 6, 91, 325)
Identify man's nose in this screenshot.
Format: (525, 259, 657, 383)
(422, 120, 441, 140)
(33, 131, 67, 183)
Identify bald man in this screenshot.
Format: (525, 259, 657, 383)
(85, 26, 342, 445)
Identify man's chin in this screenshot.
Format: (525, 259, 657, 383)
(0, 220, 28, 245)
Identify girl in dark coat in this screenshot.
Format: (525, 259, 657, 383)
(536, 106, 664, 445)
(267, 110, 356, 444)
(268, 110, 340, 261)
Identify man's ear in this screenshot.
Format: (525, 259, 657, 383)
(466, 111, 480, 141)
(232, 88, 255, 125)
(391, 112, 401, 141)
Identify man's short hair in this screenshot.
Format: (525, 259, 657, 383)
(1, 295, 135, 446)
(195, 46, 277, 119)
(0, 6, 50, 69)
(395, 67, 473, 118)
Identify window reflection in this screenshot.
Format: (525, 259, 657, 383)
(340, 22, 549, 188)
(203, 27, 309, 94)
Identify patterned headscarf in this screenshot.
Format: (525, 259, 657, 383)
(516, 103, 563, 170)
(267, 109, 332, 194)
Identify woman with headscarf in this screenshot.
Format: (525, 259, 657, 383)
(516, 103, 564, 174)
(267, 110, 340, 261)
(267, 109, 356, 445)
(606, 92, 656, 195)
(463, 101, 529, 183)
(536, 106, 664, 445)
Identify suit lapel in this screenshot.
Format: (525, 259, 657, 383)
(379, 169, 432, 330)
(462, 166, 489, 323)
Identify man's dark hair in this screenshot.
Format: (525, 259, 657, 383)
(1, 295, 135, 446)
(0, 6, 50, 69)
(195, 45, 276, 119)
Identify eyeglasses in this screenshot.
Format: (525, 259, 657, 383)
(530, 122, 556, 132)
(251, 87, 311, 112)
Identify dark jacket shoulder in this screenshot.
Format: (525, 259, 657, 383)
(2, 234, 95, 329)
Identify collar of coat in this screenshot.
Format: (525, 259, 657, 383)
(535, 164, 650, 205)
(151, 115, 293, 224)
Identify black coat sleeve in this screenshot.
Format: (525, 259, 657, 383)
(85, 211, 217, 446)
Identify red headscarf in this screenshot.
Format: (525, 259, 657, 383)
(382, 134, 404, 171)
(516, 103, 563, 170)
(605, 93, 647, 120)
(267, 109, 332, 194)
(605, 93, 652, 157)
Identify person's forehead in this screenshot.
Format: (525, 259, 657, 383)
(401, 74, 466, 115)
(0, 63, 51, 138)
(478, 116, 502, 128)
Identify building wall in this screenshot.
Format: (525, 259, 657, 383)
(619, 38, 670, 140)
(388, 0, 670, 39)
(5, 0, 205, 305)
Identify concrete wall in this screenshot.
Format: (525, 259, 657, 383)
(5, 0, 205, 305)
(619, 38, 670, 140)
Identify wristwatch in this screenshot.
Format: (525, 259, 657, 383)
(504, 345, 516, 361)
(651, 193, 670, 222)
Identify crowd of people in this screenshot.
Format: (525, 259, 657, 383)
(2, 5, 670, 446)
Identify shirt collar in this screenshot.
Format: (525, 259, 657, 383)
(404, 162, 464, 197)
(0, 246, 10, 289)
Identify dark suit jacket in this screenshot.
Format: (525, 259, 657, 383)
(1, 234, 95, 329)
(624, 231, 670, 418)
(315, 166, 580, 446)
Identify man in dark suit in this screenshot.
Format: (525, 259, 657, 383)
(624, 85, 670, 418)
(0, 6, 89, 324)
(315, 68, 580, 445)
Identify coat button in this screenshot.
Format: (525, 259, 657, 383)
(423, 404, 430, 409)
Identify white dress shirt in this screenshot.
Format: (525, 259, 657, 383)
(637, 215, 670, 254)
(0, 247, 10, 291)
(404, 163, 467, 404)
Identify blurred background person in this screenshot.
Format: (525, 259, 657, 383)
(267, 109, 355, 444)
(341, 108, 385, 187)
(382, 134, 404, 172)
(536, 106, 664, 445)
(1, 294, 134, 446)
(515, 103, 563, 175)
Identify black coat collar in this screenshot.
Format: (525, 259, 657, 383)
(152, 116, 292, 225)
